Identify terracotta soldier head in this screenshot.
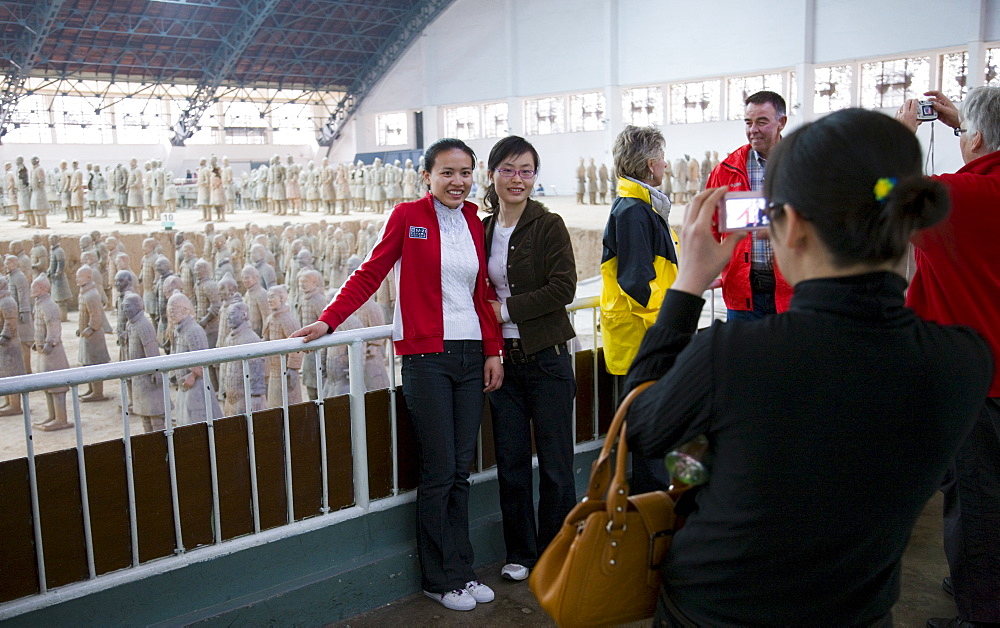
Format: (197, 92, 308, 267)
(241, 265, 260, 291)
(228, 301, 249, 330)
(194, 259, 211, 280)
(122, 292, 144, 321)
(31, 275, 50, 300)
(266, 284, 288, 312)
(298, 269, 321, 294)
(218, 273, 238, 300)
(116, 252, 132, 272)
(250, 244, 267, 263)
(76, 265, 93, 287)
(154, 255, 172, 277)
(115, 269, 135, 295)
(166, 292, 194, 325)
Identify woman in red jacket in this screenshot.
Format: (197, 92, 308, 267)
(292, 138, 503, 613)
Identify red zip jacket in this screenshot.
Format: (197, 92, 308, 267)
(318, 192, 503, 356)
(908, 150, 1000, 396)
(707, 144, 793, 312)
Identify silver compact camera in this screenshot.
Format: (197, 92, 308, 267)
(917, 100, 938, 121)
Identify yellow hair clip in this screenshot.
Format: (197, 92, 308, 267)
(874, 177, 897, 202)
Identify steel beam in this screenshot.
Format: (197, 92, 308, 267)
(0, 0, 67, 141)
(170, 0, 282, 145)
(319, 0, 456, 147)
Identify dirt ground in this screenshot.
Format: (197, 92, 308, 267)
(0, 195, 614, 463)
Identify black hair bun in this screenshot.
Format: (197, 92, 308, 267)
(886, 175, 951, 231)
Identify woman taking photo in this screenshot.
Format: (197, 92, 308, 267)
(481, 136, 577, 582)
(625, 108, 993, 626)
(292, 138, 503, 613)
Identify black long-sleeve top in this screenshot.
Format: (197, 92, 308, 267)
(625, 271, 993, 626)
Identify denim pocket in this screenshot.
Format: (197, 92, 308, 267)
(536, 350, 574, 381)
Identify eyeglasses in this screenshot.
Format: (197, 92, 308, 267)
(494, 168, 536, 179)
(954, 127, 968, 137)
(763, 200, 785, 221)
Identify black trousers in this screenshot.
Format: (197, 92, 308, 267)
(943, 397, 1000, 622)
(401, 341, 484, 593)
(487, 343, 576, 567)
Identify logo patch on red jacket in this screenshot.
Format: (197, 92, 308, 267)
(409, 226, 428, 239)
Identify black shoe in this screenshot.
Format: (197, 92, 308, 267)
(927, 618, 981, 628)
(942, 576, 954, 596)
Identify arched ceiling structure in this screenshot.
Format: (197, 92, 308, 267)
(0, 0, 454, 145)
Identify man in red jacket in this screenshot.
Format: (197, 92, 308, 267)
(706, 91, 793, 320)
(898, 87, 1000, 628)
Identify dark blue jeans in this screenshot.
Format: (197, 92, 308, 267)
(942, 397, 1000, 622)
(401, 341, 484, 593)
(726, 290, 777, 322)
(488, 345, 577, 567)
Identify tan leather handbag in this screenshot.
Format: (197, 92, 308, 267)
(529, 381, 678, 627)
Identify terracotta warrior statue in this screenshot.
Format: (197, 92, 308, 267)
(5, 254, 33, 375)
(115, 269, 137, 362)
(151, 255, 173, 342)
(240, 265, 269, 337)
(127, 158, 144, 225)
(167, 293, 221, 425)
(598, 162, 610, 204)
(0, 275, 27, 416)
(139, 237, 158, 314)
(194, 258, 221, 389)
(218, 301, 266, 417)
(215, 272, 242, 349)
(322, 296, 364, 398)
(30, 156, 50, 228)
(296, 270, 329, 400)
(121, 293, 165, 432)
(29, 234, 47, 278)
(262, 284, 302, 407)
(76, 265, 111, 402)
(250, 243, 277, 290)
(158, 274, 184, 354)
(31, 276, 71, 431)
(46, 234, 72, 321)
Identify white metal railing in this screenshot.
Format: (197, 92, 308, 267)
(0, 295, 608, 618)
(0, 288, 719, 619)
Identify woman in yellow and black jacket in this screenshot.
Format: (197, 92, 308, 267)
(600, 125, 680, 378)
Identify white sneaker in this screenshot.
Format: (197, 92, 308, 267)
(464, 580, 495, 603)
(501, 563, 530, 581)
(423, 589, 476, 611)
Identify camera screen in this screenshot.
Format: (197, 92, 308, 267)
(724, 196, 769, 231)
(920, 104, 935, 116)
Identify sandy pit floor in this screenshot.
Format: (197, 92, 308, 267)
(0, 195, 622, 463)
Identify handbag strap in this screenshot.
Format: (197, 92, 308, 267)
(585, 380, 656, 502)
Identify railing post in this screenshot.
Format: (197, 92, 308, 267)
(347, 340, 369, 510)
(22, 392, 47, 593)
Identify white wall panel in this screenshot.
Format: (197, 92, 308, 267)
(511, 0, 609, 95)
(618, 0, 806, 86)
(814, 0, 984, 62)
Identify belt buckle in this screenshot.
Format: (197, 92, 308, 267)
(509, 347, 528, 365)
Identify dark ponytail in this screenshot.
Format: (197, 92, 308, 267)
(765, 108, 949, 267)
